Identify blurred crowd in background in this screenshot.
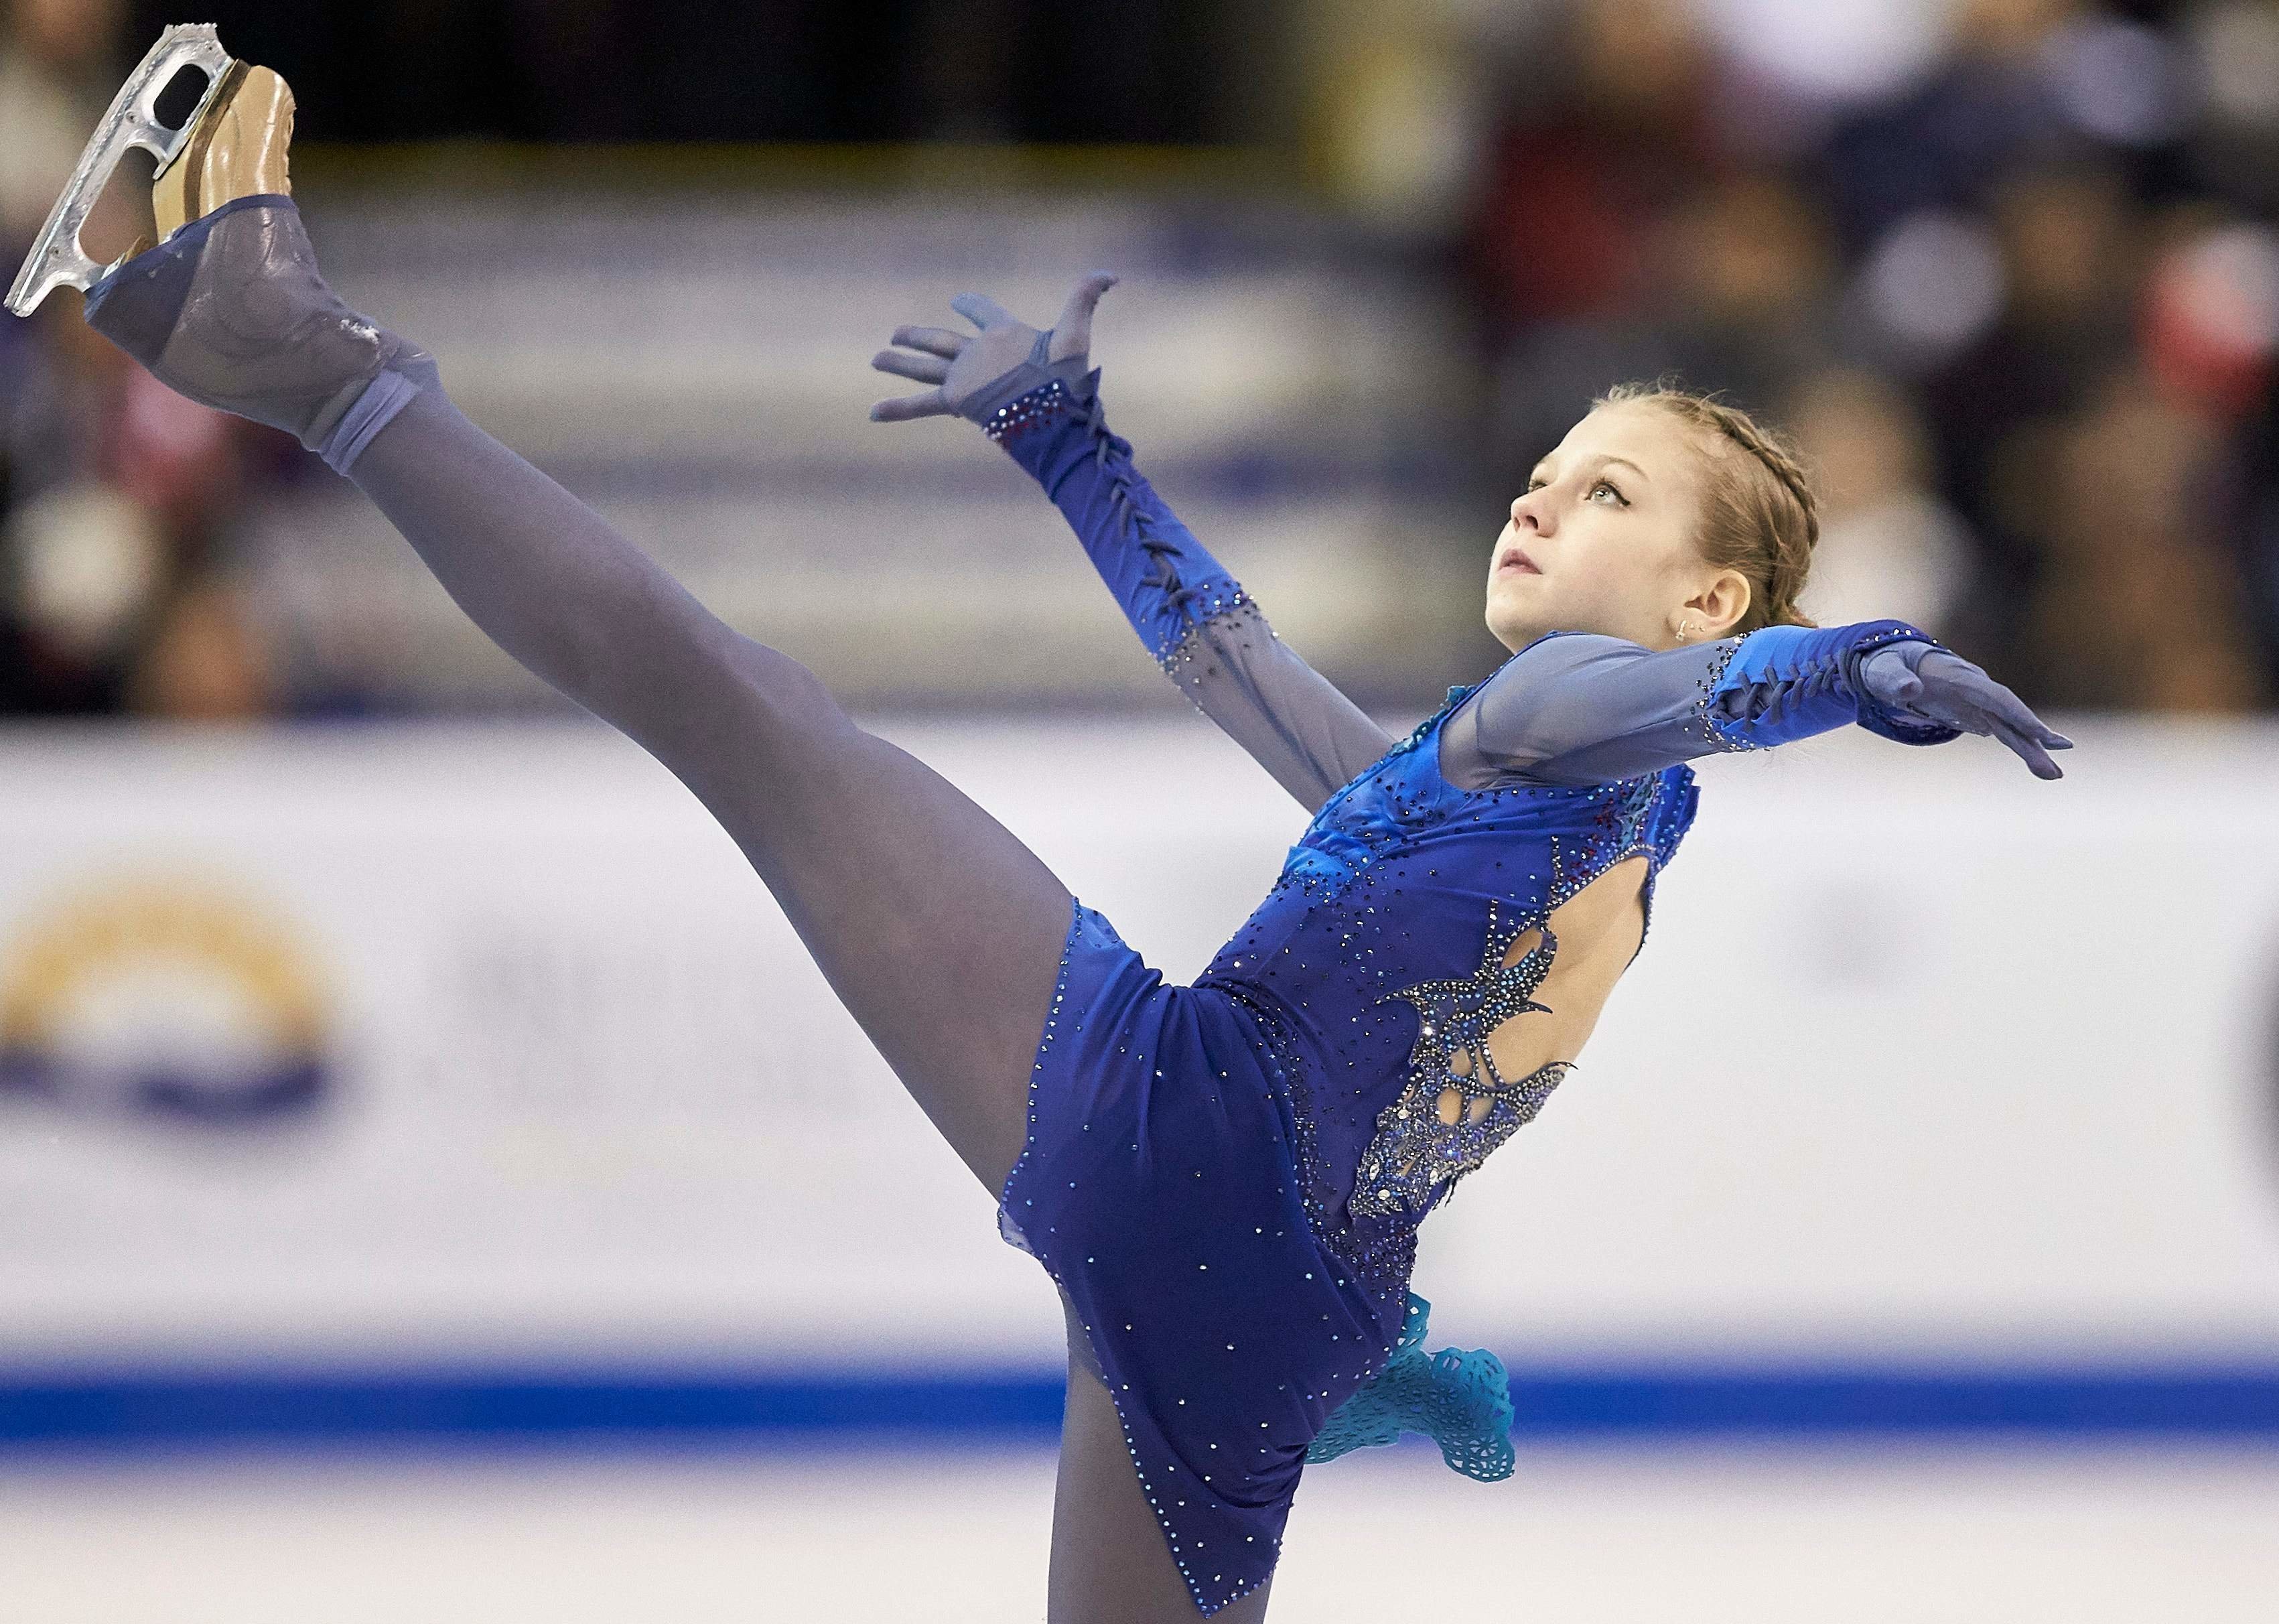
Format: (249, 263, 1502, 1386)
(1444, 0, 2279, 712)
(1, 0, 2276, 718)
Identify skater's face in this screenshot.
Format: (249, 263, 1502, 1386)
(1485, 401, 1752, 653)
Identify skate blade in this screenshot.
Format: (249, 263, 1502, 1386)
(4, 23, 238, 318)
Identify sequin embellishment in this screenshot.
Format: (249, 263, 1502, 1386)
(1692, 635, 1761, 752)
(1349, 901, 1575, 1219)
(981, 377, 1078, 442)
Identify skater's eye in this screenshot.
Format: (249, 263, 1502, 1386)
(1522, 469, 1631, 505)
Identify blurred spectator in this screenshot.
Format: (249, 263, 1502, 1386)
(1471, 0, 1746, 497)
(1, 0, 278, 719)
(1913, 159, 2144, 675)
(0, 0, 125, 253)
(2011, 359, 2267, 709)
(2187, 0, 2279, 218)
(1657, 170, 1844, 415)
(1472, 0, 1725, 338)
(1446, 0, 2277, 712)
(125, 573, 275, 719)
(1787, 367, 1974, 638)
(0, 0, 2272, 718)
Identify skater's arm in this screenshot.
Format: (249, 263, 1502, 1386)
(987, 375, 1394, 813)
(1443, 622, 2072, 787)
(78, 196, 797, 814)
(870, 279, 1393, 813)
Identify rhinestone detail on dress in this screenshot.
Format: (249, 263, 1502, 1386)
(1349, 901, 1574, 1219)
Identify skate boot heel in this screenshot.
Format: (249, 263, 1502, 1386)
(153, 62, 295, 244)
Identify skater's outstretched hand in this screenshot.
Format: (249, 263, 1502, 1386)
(1857, 643, 2073, 779)
(868, 273, 1117, 425)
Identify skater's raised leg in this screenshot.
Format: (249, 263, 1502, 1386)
(342, 397, 1075, 1193)
(69, 68, 1070, 1199)
(40, 44, 1297, 1618)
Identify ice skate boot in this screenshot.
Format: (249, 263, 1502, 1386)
(10, 24, 434, 474)
(151, 56, 296, 247)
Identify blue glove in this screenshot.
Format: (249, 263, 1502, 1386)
(1858, 643, 2073, 779)
(867, 273, 1118, 424)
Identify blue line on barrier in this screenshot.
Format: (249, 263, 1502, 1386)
(0, 1373, 1066, 1448)
(1505, 1371, 2279, 1436)
(4, 1366, 2278, 1450)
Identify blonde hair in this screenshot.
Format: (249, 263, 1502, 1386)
(1591, 378, 1820, 634)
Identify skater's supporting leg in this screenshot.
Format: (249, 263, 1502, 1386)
(1052, 1343, 1278, 1623)
(80, 194, 1071, 1196)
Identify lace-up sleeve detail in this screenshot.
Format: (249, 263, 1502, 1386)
(987, 376, 1394, 814)
(1441, 620, 1962, 790)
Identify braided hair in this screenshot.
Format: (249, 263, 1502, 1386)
(1592, 378, 1821, 634)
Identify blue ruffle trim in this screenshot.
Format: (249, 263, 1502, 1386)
(1303, 1292, 1516, 1481)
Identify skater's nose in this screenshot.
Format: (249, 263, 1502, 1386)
(1510, 488, 1551, 535)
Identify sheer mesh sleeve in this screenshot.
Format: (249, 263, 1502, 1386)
(983, 375, 1394, 814)
(1440, 620, 1964, 790)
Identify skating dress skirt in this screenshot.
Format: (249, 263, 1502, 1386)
(995, 688, 1704, 1615)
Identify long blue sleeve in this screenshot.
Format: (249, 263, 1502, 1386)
(1440, 621, 1965, 790)
(984, 375, 1394, 813)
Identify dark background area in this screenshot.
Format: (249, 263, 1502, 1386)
(5, 0, 2279, 719)
(123, 0, 1251, 143)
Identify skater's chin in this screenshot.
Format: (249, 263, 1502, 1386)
(1484, 594, 1553, 654)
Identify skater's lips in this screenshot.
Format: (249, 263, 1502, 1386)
(1495, 543, 1541, 576)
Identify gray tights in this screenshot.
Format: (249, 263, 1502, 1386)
(79, 196, 1263, 1621)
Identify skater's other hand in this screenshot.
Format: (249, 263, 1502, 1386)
(1858, 644, 2073, 779)
(868, 272, 1117, 424)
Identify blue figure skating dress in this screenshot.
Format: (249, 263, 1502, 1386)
(981, 372, 1961, 1614)
(65, 184, 2020, 1623)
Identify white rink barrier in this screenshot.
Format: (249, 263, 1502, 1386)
(0, 714, 2276, 1439)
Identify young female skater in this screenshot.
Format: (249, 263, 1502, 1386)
(53, 86, 2067, 1623)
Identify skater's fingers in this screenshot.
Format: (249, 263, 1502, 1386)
(868, 389, 952, 423)
(951, 292, 1020, 332)
(1982, 686, 2071, 750)
(1923, 664, 2066, 749)
(871, 348, 949, 385)
(1987, 694, 2070, 752)
(1046, 271, 1118, 363)
(891, 325, 967, 360)
(1988, 714, 2063, 779)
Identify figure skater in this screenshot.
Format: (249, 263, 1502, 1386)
(36, 48, 2067, 1624)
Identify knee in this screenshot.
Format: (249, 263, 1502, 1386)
(723, 635, 862, 756)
